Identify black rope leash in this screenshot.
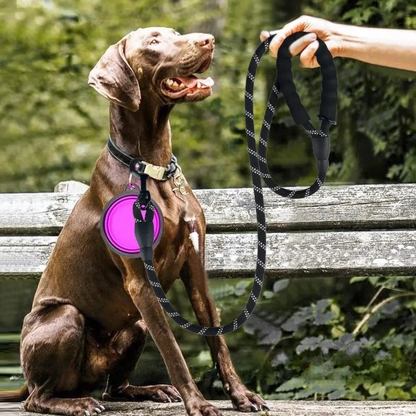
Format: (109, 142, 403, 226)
(133, 32, 338, 336)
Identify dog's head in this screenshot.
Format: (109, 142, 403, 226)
(88, 27, 215, 111)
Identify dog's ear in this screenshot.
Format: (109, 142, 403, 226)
(88, 34, 141, 112)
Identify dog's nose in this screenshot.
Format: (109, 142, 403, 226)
(196, 35, 215, 50)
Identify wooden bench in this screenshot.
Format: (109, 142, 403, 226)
(1, 181, 416, 280)
(1, 181, 416, 416)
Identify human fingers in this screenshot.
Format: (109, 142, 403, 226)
(288, 33, 317, 56)
(298, 39, 320, 68)
(259, 30, 286, 57)
(268, 16, 312, 56)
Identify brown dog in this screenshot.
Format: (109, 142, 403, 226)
(0, 28, 268, 416)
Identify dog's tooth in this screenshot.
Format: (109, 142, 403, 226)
(173, 80, 178, 86)
(197, 82, 202, 88)
(167, 79, 173, 86)
(99, 405, 106, 411)
(94, 408, 102, 414)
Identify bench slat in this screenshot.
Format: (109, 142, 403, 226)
(1, 185, 416, 235)
(1, 230, 415, 279)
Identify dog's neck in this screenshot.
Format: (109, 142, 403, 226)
(109, 101, 174, 167)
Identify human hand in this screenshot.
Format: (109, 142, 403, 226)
(259, 15, 343, 68)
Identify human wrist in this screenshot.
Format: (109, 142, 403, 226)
(332, 22, 370, 61)
(330, 22, 354, 59)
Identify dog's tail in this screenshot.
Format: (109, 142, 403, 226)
(0, 383, 29, 402)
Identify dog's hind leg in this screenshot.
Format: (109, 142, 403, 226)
(102, 320, 182, 403)
(21, 304, 105, 416)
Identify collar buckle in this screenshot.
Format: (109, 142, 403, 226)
(143, 163, 167, 181)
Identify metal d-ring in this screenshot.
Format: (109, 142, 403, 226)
(128, 173, 140, 190)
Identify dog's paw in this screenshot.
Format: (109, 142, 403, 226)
(229, 388, 269, 412)
(84, 404, 106, 416)
(75, 399, 105, 416)
(24, 396, 105, 416)
(186, 398, 222, 416)
(139, 384, 182, 403)
(103, 384, 182, 403)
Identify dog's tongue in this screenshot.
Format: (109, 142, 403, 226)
(177, 76, 214, 88)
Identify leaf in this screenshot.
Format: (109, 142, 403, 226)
(369, 382, 383, 395)
(350, 276, 369, 284)
(369, 276, 381, 286)
(273, 279, 289, 293)
(339, 333, 354, 345)
(259, 328, 282, 346)
(282, 307, 313, 332)
(328, 389, 347, 400)
(320, 339, 337, 354)
(234, 280, 251, 296)
(378, 385, 386, 399)
(271, 352, 289, 367)
(316, 299, 330, 311)
(316, 311, 333, 325)
(243, 315, 282, 345)
(265, 392, 293, 400)
(294, 388, 315, 399)
(331, 325, 346, 338)
(276, 377, 305, 392)
(386, 388, 411, 400)
(375, 350, 391, 361)
(296, 336, 323, 354)
(312, 380, 343, 395)
(262, 290, 275, 299)
(196, 350, 212, 365)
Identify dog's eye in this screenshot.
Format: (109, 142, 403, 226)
(150, 39, 160, 45)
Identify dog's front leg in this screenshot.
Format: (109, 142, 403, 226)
(123, 260, 222, 416)
(181, 252, 268, 413)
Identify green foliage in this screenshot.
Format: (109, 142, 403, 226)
(1, 0, 414, 192)
(0, 0, 270, 191)
(208, 273, 416, 401)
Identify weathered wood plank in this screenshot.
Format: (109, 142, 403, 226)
(2, 400, 416, 416)
(0, 193, 84, 236)
(202, 184, 416, 232)
(1, 230, 416, 279)
(1, 184, 416, 235)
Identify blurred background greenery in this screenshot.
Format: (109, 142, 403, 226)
(1, 0, 416, 403)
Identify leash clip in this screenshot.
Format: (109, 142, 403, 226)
(128, 173, 139, 190)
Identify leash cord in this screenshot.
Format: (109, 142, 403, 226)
(134, 32, 338, 336)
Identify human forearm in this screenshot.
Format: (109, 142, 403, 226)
(261, 15, 416, 72)
(335, 23, 416, 71)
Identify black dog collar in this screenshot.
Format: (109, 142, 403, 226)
(107, 136, 179, 181)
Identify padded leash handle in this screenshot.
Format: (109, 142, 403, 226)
(253, 32, 338, 198)
(277, 32, 338, 126)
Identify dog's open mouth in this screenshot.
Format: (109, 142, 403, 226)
(161, 55, 215, 100)
(161, 75, 214, 99)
